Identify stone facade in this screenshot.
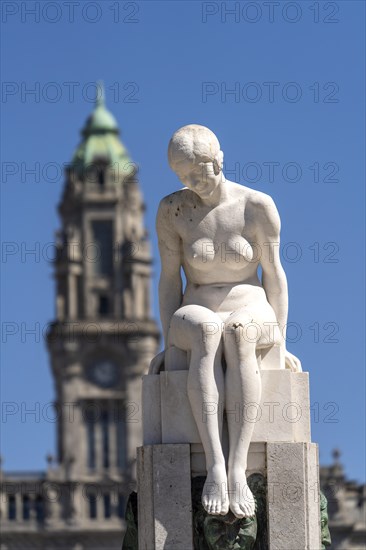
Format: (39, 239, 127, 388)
(0, 92, 159, 550)
(319, 451, 366, 550)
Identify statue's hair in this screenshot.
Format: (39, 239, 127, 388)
(168, 125, 221, 171)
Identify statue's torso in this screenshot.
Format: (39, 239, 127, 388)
(164, 182, 279, 333)
(167, 182, 263, 286)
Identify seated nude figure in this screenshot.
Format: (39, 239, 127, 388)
(149, 125, 301, 519)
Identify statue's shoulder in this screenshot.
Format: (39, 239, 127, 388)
(241, 187, 280, 233)
(158, 188, 193, 215)
(157, 189, 190, 230)
(243, 187, 278, 216)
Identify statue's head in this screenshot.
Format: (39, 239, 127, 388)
(168, 124, 224, 199)
(203, 513, 257, 550)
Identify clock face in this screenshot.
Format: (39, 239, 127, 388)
(89, 360, 119, 388)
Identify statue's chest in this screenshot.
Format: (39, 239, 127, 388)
(177, 199, 250, 238)
(177, 200, 256, 267)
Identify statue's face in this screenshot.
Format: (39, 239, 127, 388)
(204, 514, 257, 550)
(174, 157, 221, 200)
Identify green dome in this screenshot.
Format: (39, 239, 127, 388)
(82, 102, 119, 135)
(70, 84, 134, 179)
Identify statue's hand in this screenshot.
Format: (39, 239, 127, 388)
(284, 350, 302, 372)
(148, 349, 165, 374)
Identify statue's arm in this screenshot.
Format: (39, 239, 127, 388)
(256, 195, 302, 371)
(256, 196, 288, 350)
(156, 197, 183, 346)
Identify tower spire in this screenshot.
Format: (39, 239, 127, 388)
(96, 80, 105, 107)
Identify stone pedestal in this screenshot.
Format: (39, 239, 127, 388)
(136, 369, 322, 549)
(137, 444, 193, 550)
(267, 442, 321, 550)
(143, 369, 311, 447)
(136, 441, 321, 550)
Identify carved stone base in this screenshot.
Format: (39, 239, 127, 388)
(129, 442, 325, 550)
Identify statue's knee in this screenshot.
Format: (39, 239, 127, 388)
(169, 305, 222, 352)
(200, 317, 222, 348)
(224, 318, 259, 353)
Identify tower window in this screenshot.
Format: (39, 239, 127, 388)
(91, 220, 114, 276)
(98, 168, 105, 186)
(98, 295, 109, 316)
(87, 161, 107, 187)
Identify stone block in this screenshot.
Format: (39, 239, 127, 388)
(191, 442, 266, 478)
(266, 442, 321, 550)
(137, 444, 193, 550)
(142, 374, 161, 445)
(253, 370, 311, 443)
(160, 370, 201, 444)
(137, 446, 154, 549)
(146, 369, 311, 448)
(259, 345, 283, 370)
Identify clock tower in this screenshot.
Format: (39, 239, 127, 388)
(47, 86, 159, 508)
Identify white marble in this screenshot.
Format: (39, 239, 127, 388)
(148, 124, 302, 518)
(143, 369, 311, 447)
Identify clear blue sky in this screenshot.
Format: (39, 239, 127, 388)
(1, 1, 365, 482)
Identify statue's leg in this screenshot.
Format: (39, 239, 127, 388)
(223, 311, 261, 519)
(168, 305, 228, 516)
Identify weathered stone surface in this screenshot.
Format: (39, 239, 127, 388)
(191, 442, 266, 478)
(160, 370, 201, 444)
(142, 374, 162, 445)
(124, 473, 331, 549)
(266, 442, 321, 550)
(306, 443, 322, 549)
(145, 370, 311, 450)
(253, 370, 310, 443)
(137, 446, 154, 550)
(137, 444, 193, 550)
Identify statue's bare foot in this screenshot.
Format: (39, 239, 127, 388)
(202, 463, 229, 516)
(228, 467, 256, 518)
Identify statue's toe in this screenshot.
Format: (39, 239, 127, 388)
(220, 501, 229, 515)
(230, 501, 245, 518)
